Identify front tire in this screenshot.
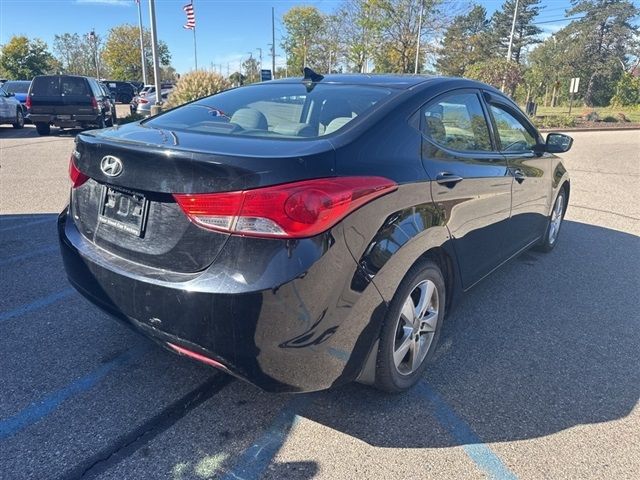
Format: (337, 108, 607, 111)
(35, 122, 50, 136)
(536, 188, 566, 252)
(13, 109, 24, 129)
(374, 259, 446, 393)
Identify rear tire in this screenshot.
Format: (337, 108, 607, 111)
(35, 122, 50, 136)
(12, 109, 24, 129)
(97, 115, 106, 129)
(374, 259, 446, 393)
(535, 188, 566, 253)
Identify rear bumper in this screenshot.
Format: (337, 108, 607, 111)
(29, 113, 100, 126)
(58, 208, 387, 392)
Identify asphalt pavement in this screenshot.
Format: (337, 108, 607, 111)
(0, 124, 638, 480)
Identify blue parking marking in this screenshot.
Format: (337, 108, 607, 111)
(0, 244, 58, 267)
(416, 382, 518, 480)
(0, 345, 147, 440)
(0, 217, 53, 232)
(0, 288, 75, 323)
(220, 394, 315, 480)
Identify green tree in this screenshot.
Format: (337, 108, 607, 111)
(436, 4, 491, 76)
(487, 0, 543, 64)
(466, 58, 524, 93)
(53, 33, 104, 77)
(0, 35, 56, 79)
(282, 6, 326, 73)
(242, 56, 260, 84)
(371, 0, 443, 74)
(562, 0, 639, 106)
(610, 72, 640, 106)
(335, 0, 381, 73)
(103, 24, 171, 82)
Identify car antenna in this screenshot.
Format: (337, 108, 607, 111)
(302, 67, 324, 92)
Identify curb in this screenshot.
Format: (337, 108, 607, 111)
(539, 126, 640, 133)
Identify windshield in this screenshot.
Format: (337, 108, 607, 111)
(145, 83, 393, 139)
(3, 81, 30, 94)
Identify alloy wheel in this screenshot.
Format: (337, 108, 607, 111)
(548, 193, 564, 245)
(393, 279, 439, 375)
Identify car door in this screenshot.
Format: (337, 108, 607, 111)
(483, 94, 551, 255)
(0, 87, 9, 121)
(420, 89, 513, 290)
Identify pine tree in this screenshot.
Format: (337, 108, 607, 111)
(488, 0, 543, 64)
(435, 5, 491, 76)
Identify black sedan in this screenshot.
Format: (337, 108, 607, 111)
(59, 72, 572, 393)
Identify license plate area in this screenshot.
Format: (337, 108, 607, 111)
(57, 114, 71, 120)
(98, 186, 149, 237)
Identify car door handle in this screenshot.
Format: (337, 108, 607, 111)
(436, 172, 463, 187)
(513, 169, 526, 183)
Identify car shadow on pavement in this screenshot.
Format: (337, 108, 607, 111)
(0, 125, 81, 139)
(306, 220, 640, 448)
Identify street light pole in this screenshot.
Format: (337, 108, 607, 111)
(506, 0, 520, 62)
(271, 7, 276, 79)
(414, 1, 424, 74)
(148, 0, 162, 113)
(136, 0, 148, 84)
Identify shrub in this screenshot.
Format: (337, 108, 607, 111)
(165, 70, 232, 109)
(610, 73, 640, 107)
(534, 115, 576, 129)
(601, 115, 618, 123)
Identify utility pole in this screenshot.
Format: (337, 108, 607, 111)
(148, 0, 162, 113)
(136, 0, 147, 84)
(414, 1, 424, 74)
(506, 0, 520, 62)
(271, 7, 276, 79)
(89, 30, 100, 79)
(256, 47, 263, 71)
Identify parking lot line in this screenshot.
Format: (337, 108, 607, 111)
(416, 382, 518, 480)
(0, 288, 75, 323)
(220, 393, 316, 480)
(0, 345, 147, 440)
(57, 374, 232, 480)
(0, 244, 58, 267)
(0, 217, 53, 232)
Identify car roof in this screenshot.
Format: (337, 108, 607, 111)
(264, 73, 496, 91)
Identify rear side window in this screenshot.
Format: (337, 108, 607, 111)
(3, 81, 30, 94)
(421, 92, 492, 152)
(31, 76, 60, 95)
(145, 83, 392, 139)
(61, 77, 89, 96)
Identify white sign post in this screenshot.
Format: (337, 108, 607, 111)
(568, 77, 580, 114)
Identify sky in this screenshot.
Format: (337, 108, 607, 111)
(0, 0, 578, 76)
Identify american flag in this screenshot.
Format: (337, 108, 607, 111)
(183, 2, 196, 30)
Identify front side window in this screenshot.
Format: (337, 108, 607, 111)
(490, 105, 537, 152)
(421, 92, 492, 152)
(145, 83, 392, 139)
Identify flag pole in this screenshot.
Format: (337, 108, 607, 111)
(136, 0, 148, 84)
(193, 25, 198, 70)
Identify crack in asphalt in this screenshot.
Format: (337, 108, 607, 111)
(570, 204, 640, 221)
(55, 374, 233, 480)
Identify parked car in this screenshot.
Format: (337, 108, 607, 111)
(103, 81, 137, 104)
(59, 72, 573, 393)
(97, 81, 117, 125)
(27, 75, 114, 135)
(0, 85, 25, 129)
(3, 80, 31, 105)
(136, 88, 172, 116)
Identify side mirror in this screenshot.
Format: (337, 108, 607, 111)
(546, 133, 573, 154)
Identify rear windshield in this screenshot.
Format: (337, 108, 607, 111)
(3, 81, 30, 94)
(31, 76, 89, 96)
(145, 83, 393, 139)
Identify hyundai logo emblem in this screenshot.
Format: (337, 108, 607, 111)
(100, 155, 123, 177)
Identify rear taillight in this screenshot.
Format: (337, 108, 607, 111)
(69, 155, 89, 188)
(174, 177, 397, 239)
(25, 95, 32, 109)
(139, 98, 149, 104)
(90, 96, 98, 109)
